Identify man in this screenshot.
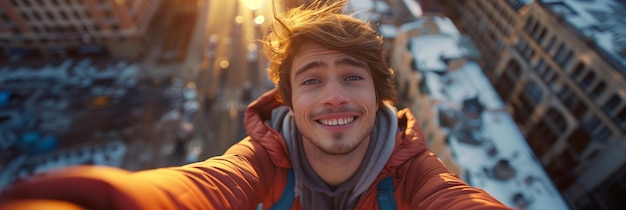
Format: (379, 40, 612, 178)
(0, 1, 510, 209)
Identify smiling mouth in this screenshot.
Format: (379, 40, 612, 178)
(317, 117, 356, 126)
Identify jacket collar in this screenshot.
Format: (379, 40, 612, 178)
(243, 89, 428, 174)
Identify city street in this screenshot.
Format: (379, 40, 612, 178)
(0, 0, 275, 190)
(187, 0, 274, 159)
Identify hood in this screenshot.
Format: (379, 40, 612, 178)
(243, 89, 292, 168)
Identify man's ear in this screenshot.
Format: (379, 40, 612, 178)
(288, 108, 294, 116)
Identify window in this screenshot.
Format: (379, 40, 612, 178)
(524, 16, 534, 32)
(73, 11, 81, 19)
(523, 81, 543, 105)
(546, 108, 567, 133)
(530, 19, 540, 36)
(571, 62, 585, 80)
(513, 91, 536, 125)
(559, 51, 574, 68)
(553, 43, 565, 59)
(20, 12, 29, 20)
(544, 36, 556, 52)
(527, 120, 557, 158)
(581, 116, 611, 143)
(590, 81, 606, 99)
(535, 59, 546, 74)
(497, 60, 521, 101)
(59, 12, 68, 20)
(580, 71, 596, 90)
(536, 27, 547, 43)
(32, 12, 43, 21)
(557, 84, 588, 119)
(617, 107, 626, 127)
(567, 127, 591, 155)
(48, 12, 55, 21)
(604, 94, 622, 112)
(506, 60, 522, 78)
(517, 39, 531, 59)
(541, 66, 557, 84)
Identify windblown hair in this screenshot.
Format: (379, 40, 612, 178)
(262, 0, 396, 108)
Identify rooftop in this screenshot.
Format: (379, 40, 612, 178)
(540, 0, 626, 75)
(406, 16, 481, 72)
(406, 16, 570, 209)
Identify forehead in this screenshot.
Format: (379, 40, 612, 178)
(292, 41, 343, 63)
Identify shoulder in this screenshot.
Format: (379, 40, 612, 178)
(391, 152, 509, 209)
(382, 108, 429, 172)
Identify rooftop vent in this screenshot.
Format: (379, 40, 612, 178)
(437, 106, 458, 128)
(457, 96, 484, 129)
(492, 159, 516, 180)
(451, 128, 484, 146)
(512, 192, 530, 209)
(461, 96, 484, 118)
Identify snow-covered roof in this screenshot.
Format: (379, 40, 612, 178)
(347, 0, 391, 22)
(540, 0, 626, 74)
(406, 17, 479, 72)
(348, 0, 390, 12)
(0, 58, 138, 86)
(407, 16, 569, 209)
(410, 34, 464, 71)
(422, 65, 569, 209)
(402, 0, 423, 17)
(379, 24, 398, 39)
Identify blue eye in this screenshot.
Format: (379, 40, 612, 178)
(345, 75, 362, 81)
(303, 79, 320, 85)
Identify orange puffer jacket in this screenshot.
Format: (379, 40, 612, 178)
(0, 89, 510, 210)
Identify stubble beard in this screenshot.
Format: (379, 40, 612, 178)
(300, 126, 371, 156)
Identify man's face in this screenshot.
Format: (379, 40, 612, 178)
(289, 41, 378, 156)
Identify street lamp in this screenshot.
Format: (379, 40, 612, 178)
(219, 59, 230, 69)
(254, 15, 265, 25)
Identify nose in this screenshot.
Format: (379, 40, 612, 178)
(321, 79, 349, 107)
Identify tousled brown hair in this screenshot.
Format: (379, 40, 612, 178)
(263, 0, 396, 108)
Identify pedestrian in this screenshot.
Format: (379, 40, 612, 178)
(0, 1, 510, 209)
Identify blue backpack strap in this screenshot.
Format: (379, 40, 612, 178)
(264, 171, 397, 210)
(377, 176, 398, 210)
(267, 169, 296, 210)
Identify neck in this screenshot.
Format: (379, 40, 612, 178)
(303, 136, 370, 187)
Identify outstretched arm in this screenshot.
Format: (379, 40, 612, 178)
(0, 138, 275, 210)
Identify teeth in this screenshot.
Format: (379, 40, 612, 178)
(320, 117, 354, 126)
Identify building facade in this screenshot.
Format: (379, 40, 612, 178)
(389, 15, 569, 209)
(0, 0, 161, 59)
(440, 0, 626, 209)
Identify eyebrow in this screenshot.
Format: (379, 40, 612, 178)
(335, 57, 367, 69)
(294, 60, 326, 78)
(294, 57, 367, 78)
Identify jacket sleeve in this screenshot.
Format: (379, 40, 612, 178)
(405, 151, 512, 210)
(0, 138, 276, 210)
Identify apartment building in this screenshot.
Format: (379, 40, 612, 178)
(440, 0, 626, 209)
(0, 0, 161, 59)
(389, 15, 568, 209)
